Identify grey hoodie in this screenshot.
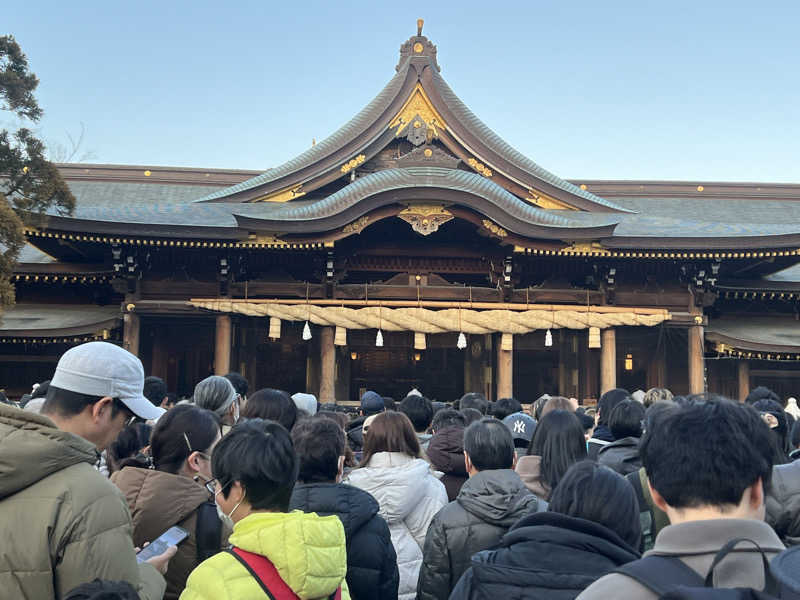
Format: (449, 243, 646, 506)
(417, 469, 540, 600)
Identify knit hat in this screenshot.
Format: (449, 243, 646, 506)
(360, 391, 384, 415)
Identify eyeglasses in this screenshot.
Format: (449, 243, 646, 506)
(203, 477, 218, 495)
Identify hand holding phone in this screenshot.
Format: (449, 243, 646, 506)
(136, 526, 189, 564)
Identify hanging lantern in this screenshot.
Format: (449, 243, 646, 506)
(376, 329, 384, 347)
(268, 317, 281, 339)
(588, 326, 601, 349)
(501, 333, 513, 351)
(625, 353, 633, 371)
(302, 321, 312, 341)
(545, 329, 553, 347)
(457, 332, 467, 349)
(334, 326, 347, 346)
(414, 332, 426, 350)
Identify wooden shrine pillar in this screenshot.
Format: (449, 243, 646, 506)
(600, 328, 617, 394)
(319, 327, 336, 403)
(123, 295, 140, 356)
(738, 361, 750, 403)
(688, 309, 705, 395)
(496, 335, 513, 400)
(214, 315, 232, 375)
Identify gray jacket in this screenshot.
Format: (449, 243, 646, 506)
(766, 460, 800, 545)
(578, 518, 784, 599)
(417, 469, 540, 600)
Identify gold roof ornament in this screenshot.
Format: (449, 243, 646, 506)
(398, 204, 454, 235)
(390, 84, 447, 137)
(417, 18, 424, 36)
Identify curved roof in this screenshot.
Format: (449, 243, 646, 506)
(232, 167, 620, 239)
(426, 68, 628, 212)
(195, 32, 629, 212)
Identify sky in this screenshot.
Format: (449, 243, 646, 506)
(5, 0, 800, 182)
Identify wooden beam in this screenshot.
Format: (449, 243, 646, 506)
(738, 361, 750, 402)
(496, 335, 513, 400)
(600, 328, 616, 394)
(214, 315, 232, 375)
(319, 327, 336, 403)
(688, 306, 705, 395)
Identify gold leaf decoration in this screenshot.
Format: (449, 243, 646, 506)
(481, 219, 507, 238)
(390, 84, 447, 137)
(467, 157, 493, 178)
(342, 216, 370, 235)
(340, 154, 366, 174)
(257, 185, 305, 203)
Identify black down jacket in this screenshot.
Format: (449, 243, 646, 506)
(449, 512, 640, 600)
(289, 482, 399, 600)
(416, 469, 539, 600)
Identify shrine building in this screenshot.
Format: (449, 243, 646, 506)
(3, 22, 800, 403)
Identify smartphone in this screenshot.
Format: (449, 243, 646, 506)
(136, 526, 189, 563)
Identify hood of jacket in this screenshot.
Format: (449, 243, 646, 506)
(111, 466, 211, 533)
(0, 403, 98, 499)
(344, 452, 435, 523)
(457, 469, 538, 527)
(346, 415, 366, 448)
(590, 424, 615, 443)
(426, 427, 467, 476)
(466, 511, 640, 594)
(289, 481, 379, 540)
(231, 511, 347, 599)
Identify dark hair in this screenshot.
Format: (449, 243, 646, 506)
(64, 579, 141, 600)
(493, 397, 522, 420)
(43, 386, 128, 420)
(597, 388, 631, 426)
(360, 411, 420, 466)
(463, 418, 515, 471)
(549, 461, 641, 550)
(242, 388, 298, 431)
(399, 394, 434, 433)
(791, 418, 800, 450)
(107, 422, 153, 474)
(431, 408, 466, 432)
(225, 372, 249, 398)
(382, 397, 396, 411)
(460, 392, 488, 415)
(213, 419, 298, 511)
(143, 376, 167, 408)
(528, 410, 587, 493)
(120, 404, 220, 474)
(461, 407, 484, 426)
(752, 398, 789, 463)
(641, 397, 774, 509)
(746, 385, 780, 405)
(643, 400, 678, 435)
(292, 418, 345, 483)
(609, 399, 645, 439)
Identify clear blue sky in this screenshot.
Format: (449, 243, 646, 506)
(6, 0, 800, 182)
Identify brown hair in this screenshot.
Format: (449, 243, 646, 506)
(541, 396, 577, 418)
(359, 411, 421, 466)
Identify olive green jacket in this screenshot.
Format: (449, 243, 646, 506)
(0, 404, 165, 600)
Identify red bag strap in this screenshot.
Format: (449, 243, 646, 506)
(226, 547, 341, 600)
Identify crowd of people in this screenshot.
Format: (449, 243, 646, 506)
(3, 340, 800, 599)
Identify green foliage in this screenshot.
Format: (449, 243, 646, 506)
(0, 35, 75, 311)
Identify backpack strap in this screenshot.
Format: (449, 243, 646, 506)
(226, 547, 341, 600)
(195, 501, 223, 563)
(616, 555, 705, 596)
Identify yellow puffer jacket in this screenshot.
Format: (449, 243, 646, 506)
(180, 510, 351, 600)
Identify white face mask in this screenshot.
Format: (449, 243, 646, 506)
(215, 488, 242, 530)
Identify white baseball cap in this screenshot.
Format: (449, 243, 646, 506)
(50, 341, 165, 421)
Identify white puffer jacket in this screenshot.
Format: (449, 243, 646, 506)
(345, 452, 448, 600)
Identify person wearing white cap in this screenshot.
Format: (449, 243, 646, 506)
(0, 342, 173, 600)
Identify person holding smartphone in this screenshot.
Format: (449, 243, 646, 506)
(112, 404, 226, 599)
(0, 342, 175, 600)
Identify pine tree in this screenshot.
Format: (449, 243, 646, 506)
(0, 35, 75, 312)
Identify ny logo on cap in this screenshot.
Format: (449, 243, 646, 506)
(513, 420, 525, 434)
